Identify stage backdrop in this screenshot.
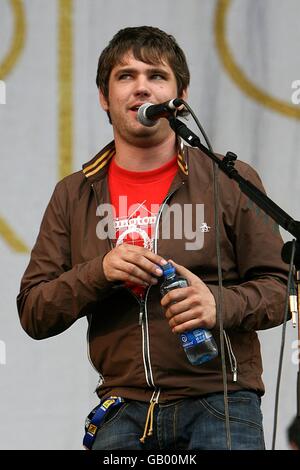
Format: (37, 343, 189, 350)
(0, 0, 299, 449)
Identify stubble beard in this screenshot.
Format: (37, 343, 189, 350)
(113, 115, 164, 148)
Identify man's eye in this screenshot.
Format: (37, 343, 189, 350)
(151, 74, 165, 80)
(118, 74, 132, 80)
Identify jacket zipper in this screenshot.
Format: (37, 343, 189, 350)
(139, 297, 145, 326)
(140, 290, 156, 387)
(139, 183, 185, 389)
(86, 314, 104, 391)
(90, 181, 161, 391)
(223, 331, 238, 382)
(153, 183, 185, 254)
(90, 181, 184, 392)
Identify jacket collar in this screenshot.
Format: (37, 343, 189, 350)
(82, 139, 189, 183)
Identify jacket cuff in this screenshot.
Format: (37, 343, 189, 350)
(87, 254, 113, 290)
(207, 284, 244, 329)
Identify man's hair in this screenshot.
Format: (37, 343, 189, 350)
(287, 416, 300, 449)
(96, 26, 190, 104)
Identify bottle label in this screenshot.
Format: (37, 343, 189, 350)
(160, 278, 188, 298)
(180, 329, 212, 350)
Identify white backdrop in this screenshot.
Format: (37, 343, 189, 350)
(0, 0, 299, 450)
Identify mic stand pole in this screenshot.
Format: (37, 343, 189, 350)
(297, 271, 300, 418)
(167, 115, 300, 416)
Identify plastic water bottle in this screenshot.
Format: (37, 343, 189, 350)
(160, 262, 218, 365)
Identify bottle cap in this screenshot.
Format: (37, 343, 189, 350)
(161, 262, 175, 278)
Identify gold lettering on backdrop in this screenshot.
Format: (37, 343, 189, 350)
(215, 0, 300, 120)
(0, 0, 28, 252)
(0, 0, 25, 78)
(58, 0, 73, 179)
(0, 217, 28, 253)
(1, 1, 75, 252)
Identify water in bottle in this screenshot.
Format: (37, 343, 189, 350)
(160, 262, 218, 365)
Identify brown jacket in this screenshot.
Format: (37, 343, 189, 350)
(17, 142, 288, 402)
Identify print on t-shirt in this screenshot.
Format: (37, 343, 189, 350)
(108, 155, 178, 298)
(113, 200, 159, 251)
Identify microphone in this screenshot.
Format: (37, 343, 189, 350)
(137, 99, 183, 127)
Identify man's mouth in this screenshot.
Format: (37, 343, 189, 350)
(129, 105, 141, 112)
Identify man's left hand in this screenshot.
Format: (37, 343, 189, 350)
(160, 260, 216, 334)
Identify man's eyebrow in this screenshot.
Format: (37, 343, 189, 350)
(113, 67, 136, 75)
(148, 67, 170, 75)
(113, 66, 171, 76)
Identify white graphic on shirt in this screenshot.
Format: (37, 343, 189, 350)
(114, 201, 159, 251)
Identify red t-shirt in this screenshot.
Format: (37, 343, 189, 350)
(108, 156, 177, 297)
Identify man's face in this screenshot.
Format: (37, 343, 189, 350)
(99, 51, 187, 147)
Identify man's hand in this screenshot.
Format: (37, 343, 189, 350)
(161, 260, 216, 333)
(103, 244, 167, 286)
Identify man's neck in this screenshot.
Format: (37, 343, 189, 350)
(113, 134, 177, 172)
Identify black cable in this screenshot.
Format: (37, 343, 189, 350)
(212, 163, 231, 450)
(178, 100, 213, 151)
(179, 99, 231, 449)
(272, 239, 296, 450)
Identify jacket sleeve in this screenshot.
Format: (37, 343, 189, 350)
(17, 179, 112, 340)
(208, 164, 289, 331)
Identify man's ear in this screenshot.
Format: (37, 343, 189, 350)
(180, 88, 188, 102)
(99, 90, 109, 112)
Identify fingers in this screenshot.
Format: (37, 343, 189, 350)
(170, 315, 204, 334)
(110, 258, 158, 285)
(166, 303, 212, 333)
(161, 286, 190, 308)
(103, 244, 167, 285)
(161, 283, 217, 332)
(163, 291, 199, 316)
(123, 245, 166, 277)
(107, 266, 151, 287)
(163, 290, 206, 332)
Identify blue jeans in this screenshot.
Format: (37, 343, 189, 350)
(90, 390, 265, 450)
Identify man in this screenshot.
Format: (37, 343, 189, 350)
(17, 26, 288, 450)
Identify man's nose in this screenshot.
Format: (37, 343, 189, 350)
(134, 76, 151, 98)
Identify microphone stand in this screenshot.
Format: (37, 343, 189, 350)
(297, 271, 300, 419)
(168, 115, 300, 420)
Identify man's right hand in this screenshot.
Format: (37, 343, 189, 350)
(102, 244, 167, 286)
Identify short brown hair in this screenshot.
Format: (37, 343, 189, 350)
(96, 26, 190, 103)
